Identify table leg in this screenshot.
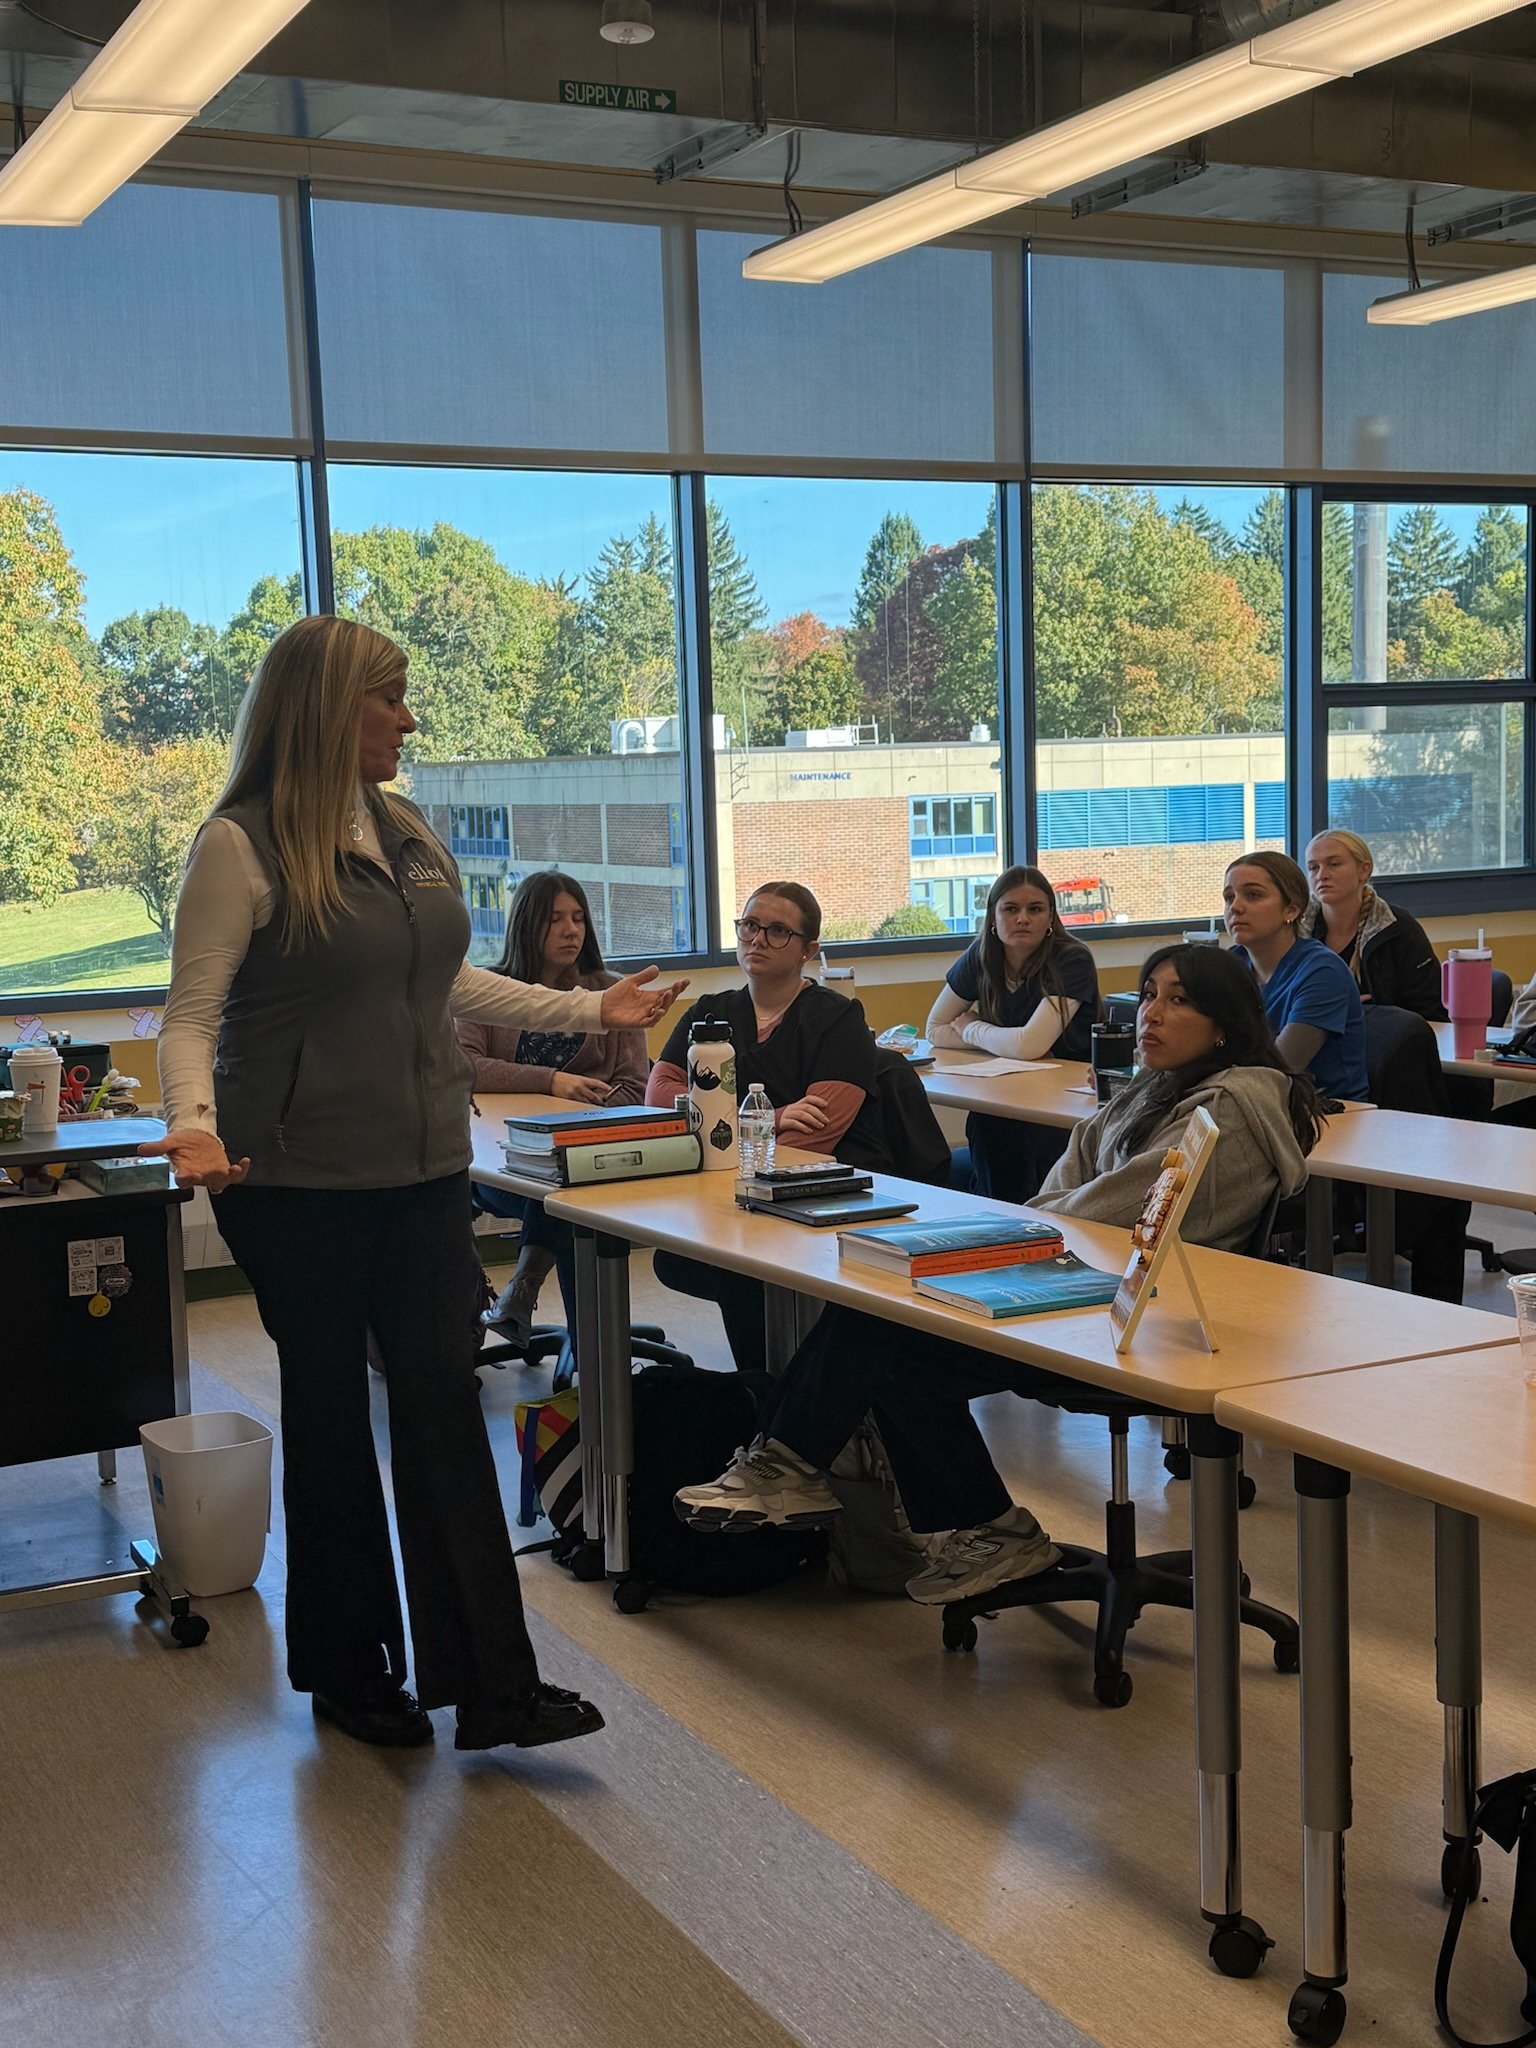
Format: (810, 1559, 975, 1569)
(596, 1231, 635, 1578)
(571, 1227, 604, 1552)
(1434, 1505, 1483, 1899)
(1305, 1178, 1334, 1276)
(1364, 1187, 1396, 1290)
(96, 1449, 117, 1486)
(1188, 1414, 1273, 1979)
(762, 1286, 821, 1374)
(1288, 1456, 1351, 2045)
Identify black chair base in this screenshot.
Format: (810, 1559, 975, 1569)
(479, 1320, 692, 1390)
(938, 1506, 1299, 1708)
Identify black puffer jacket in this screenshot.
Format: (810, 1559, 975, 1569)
(1299, 893, 1444, 1020)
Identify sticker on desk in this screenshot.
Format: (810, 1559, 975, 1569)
(98, 1263, 132, 1299)
(67, 1238, 98, 1269)
(68, 1263, 97, 1297)
(88, 1293, 111, 1318)
(94, 1236, 124, 1265)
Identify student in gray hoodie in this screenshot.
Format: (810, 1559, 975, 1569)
(676, 945, 1321, 1608)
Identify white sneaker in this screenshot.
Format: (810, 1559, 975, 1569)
(674, 1437, 843, 1533)
(904, 1507, 1061, 1605)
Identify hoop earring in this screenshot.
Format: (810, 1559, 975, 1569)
(1215, 1034, 1226, 1048)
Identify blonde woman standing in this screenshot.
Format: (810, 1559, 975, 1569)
(1299, 828, 1444, 1018)
(143, 616, 684, 1754)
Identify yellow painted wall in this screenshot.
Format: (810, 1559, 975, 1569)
(21, 907, 1536, 1102)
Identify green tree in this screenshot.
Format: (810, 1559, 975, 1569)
(0, 488, 103, 904)
(757, 642, 862, 746)
(1387, 505, 1460, 642)
(91, 736, 229, 950)
(1459, 506, 1527, 637)
(215, 571, 303, 700)
(579, 515, 678, 732)
(1389, 587, 1521, 683)
(875, 902, 951, 939)
(928, 548, 999, 735)
(1170, 498, 1234, 559)
(854, 507, 996, 743)
(706, 502, 767, 727)
(99, 606, 226, 747)
(851, 512, 924, 631)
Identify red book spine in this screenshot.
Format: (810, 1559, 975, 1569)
(548, 1118, 690, 1147)
(906, 1239, 1065, 1277)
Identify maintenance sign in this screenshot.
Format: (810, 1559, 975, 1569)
(558, 80, 678, 114)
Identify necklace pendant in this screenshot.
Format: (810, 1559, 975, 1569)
(348, 810, 365, 843)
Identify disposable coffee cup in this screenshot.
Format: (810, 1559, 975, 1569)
(8, 1046, 61, 1134)
(1510, 1275, 1536, 1390)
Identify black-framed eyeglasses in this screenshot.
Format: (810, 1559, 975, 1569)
(734, 916, 806, 949)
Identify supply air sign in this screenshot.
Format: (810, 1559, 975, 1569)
(559, 80, 678, 114)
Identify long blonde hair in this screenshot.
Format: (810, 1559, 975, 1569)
(217, 615, 421, 946)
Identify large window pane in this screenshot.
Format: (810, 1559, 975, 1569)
(1323, 501, 1528, 685)
(0, 454, 305, 999)
(703, 477, 1000, 945)
(1326, 703, 1524, 874)
(0, 181, 300, 442)
(1030, 254, 1285, 471)
(1323, 273, 1536, 477)
(313, 198, 668, 455)
(698, 232, 997, 465)
(328, 466, 688, 963)
(1031, 483, 1285, 927)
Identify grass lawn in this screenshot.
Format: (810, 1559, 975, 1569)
(0, 887, 170, 997)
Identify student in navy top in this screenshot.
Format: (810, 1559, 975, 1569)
(925, 866, 1100, 1201)
(1223, 849, 1369, 1102)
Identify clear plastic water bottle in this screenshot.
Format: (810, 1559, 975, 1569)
(737, 1082, 777, 1178)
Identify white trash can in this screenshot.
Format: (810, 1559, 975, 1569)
(140, 1411, 274, 1597)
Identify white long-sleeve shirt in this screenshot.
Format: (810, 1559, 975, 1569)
(158, 812, 603, 1137)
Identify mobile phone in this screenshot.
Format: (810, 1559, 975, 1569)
(755, 1160, 853, 1183)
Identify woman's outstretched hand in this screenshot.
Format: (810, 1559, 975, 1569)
(138, 1129, 250, 1194)
(601, 967, 689, 1030)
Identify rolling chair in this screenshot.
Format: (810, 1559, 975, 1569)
(937, 1188, 1297, 1708)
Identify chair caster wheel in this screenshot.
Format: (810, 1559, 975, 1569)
(1240, 1571, 1252, 1599)
(170, 1613, 209, 1648)
(1288, 1983, 1346, 2045)
(1237, 1473, 1257, 1510)
(943, 1614, 978, 1654)
(1481, 1250, 1502, 1274)
(613, 1578, 649, 1614)
(1442, 1840, 1481, 1899)
(1092, 1666, 1132, 1708)
(1209, 1915, 1273, 1978)
(1274, 1635, 1300, 1674)
(1164, 1445, 1191, 1481)
(568, 1544, 607, 1583)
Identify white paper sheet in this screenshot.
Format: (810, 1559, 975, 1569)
(949, 1057, 1059, 1078)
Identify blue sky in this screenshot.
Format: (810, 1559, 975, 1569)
(0, 450, 1496, 639)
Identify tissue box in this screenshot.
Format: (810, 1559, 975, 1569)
(78, 1155, 172, 1195)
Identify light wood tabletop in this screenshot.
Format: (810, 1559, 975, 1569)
(922, 1048, 1536, 1212)
(1215, 1343, 1536, 1534)
(543, 1164, 1516, 1412)
(1434, 1019, 1536, 1085)
(469, 1091, 586, 1198)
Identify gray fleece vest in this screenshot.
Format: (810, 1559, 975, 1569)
(212, 798, 474, 1190)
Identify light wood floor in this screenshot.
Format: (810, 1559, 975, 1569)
(5, 1207, 1535, 2048)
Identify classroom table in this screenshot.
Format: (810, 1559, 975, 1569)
(1215, 1345, 1536, 2044)
(922, 1050, 1536, 1289)
(543, 1159, 1515, 1979)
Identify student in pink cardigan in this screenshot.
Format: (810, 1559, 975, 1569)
(457, 871, 648, 1344)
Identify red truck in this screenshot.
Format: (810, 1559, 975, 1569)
(1054, 877, 1113, 926)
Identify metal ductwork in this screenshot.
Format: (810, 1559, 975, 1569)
(1214, 0, 1333, 37)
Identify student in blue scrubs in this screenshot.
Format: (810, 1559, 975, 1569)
(1223, 849, 1369, 1102)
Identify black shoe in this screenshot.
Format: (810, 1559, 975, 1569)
(454, 1681, 606, 1752)
(312, 1680, 434, 1748)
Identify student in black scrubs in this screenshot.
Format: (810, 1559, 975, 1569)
(925, 865, 1100, 1201)
(645, 881, 885, 1373)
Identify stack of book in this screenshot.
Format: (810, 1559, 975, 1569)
(734, 1159, 919, 1228)
(837, 1214, 1121, 1319)
(501, 1105, 701, 1186)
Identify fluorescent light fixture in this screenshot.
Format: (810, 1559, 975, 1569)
(1368, 263, 1536, 325)
(740, 173, 1011, 283)
(0, 0, 311, 225)
(743, 0, 1531, 284)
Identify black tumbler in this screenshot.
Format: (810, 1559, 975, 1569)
(1090, 1021, 1137, 1104)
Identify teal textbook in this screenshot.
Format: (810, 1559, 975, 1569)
(913, 1253, 1121, 1319)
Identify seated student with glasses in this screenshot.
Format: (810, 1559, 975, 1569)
(646, 882, 886, 1375)
(675, 945, 1320, 1606)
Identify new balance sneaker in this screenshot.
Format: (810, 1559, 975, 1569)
(674, 1437, 843, 1533)
(904, 1507, 1062, 1606)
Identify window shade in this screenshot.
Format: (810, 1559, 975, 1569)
(0, 181, 299, 441)
(1030, 252, 1285, 471)
(697, 231, 996, 465)
(1323, 272, 1536, 477)
(311, 198, 669, 454)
